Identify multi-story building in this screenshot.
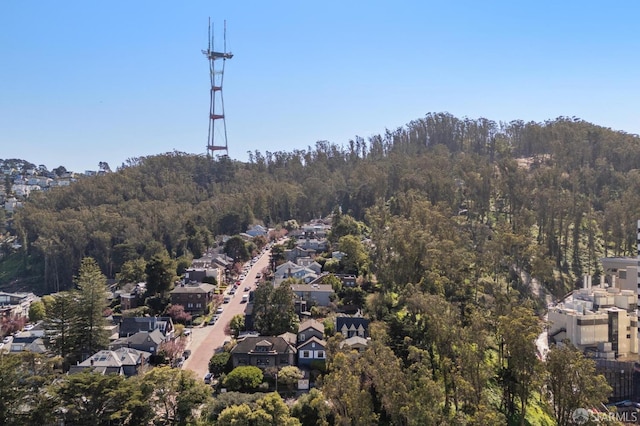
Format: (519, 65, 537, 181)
(549, 287, 638, 358)
(169, 283, 215, 314)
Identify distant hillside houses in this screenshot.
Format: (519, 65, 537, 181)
(0, 291, 38, 319)
(0, 158, 109, 211)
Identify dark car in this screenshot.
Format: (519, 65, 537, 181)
(183, 349, 192, 359)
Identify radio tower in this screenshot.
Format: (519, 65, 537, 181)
(202, 18, 233, 158)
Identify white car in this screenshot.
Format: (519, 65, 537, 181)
(216, 307, 224, 315)
(2, 336, 11, 344)
(24, 324, 34, 331)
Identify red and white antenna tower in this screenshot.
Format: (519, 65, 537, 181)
(202, 18, 233, 158)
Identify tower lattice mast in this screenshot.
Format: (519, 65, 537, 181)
(202, 18, 233, 158)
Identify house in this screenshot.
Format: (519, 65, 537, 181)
(230, 336, 297, 369)
(246, 225, 268, 238)
(291, 283, 335, 309)
(274, 261, 319, 286)
(297, 337, 327, 367)
(310, 273, 357, 288)
(297, 319, 326, 367)
(284, 247, 317, 263)
(10, 332, 47, 354)
(184, 267, 223, 285)
(340, 335, 369, 353)
(114, 282, 145, 311)
(68, 347, 150, 377)
(336, 315, 370, 339)
(298, 319, 325, 343)
(278, 332, 297, 347)
(117, 316, 174, 339)
(298, 237, 328, 252)
(296, 257, 322, 274)
(169, 283, 216, 314)
(0, 291, 37, 318)
(110, 329, 166, 354)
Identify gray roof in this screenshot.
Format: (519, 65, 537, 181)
(170, 283, 215, 294)
(298, 319, 325, 334)
(118, 316, 173, 337)
(73, 347, 150, 369)
(112, 329, 165, 348)
(291, 283, 334, 293)
(297, 336, 327, 350)
(340, 335, 369, 349)
(231, 336, 296, 355)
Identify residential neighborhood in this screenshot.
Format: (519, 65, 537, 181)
(0, 217, 374, 401)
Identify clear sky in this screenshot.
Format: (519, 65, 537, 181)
(1, 1, 638, 172)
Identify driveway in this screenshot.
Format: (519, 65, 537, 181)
(182, 245, 273, 381)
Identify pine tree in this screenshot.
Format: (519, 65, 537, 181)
(72, 257, 109, 360)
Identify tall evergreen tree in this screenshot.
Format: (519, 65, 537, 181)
(73, 257, 109, 360)
(43, 292, 78, 363)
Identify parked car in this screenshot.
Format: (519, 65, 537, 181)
(23, 324, 34, 331)
(204, 372, 213, 384)
(216, 306, 224, 315)
(183, 349, 192, 359)
(2, 336, 11, 344)
(244, 286, 251, 292)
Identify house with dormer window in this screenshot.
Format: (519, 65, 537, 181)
(336, 315, 369, 338)
(230, 336, 296, 369)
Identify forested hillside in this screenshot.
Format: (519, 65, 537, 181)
(4, 112, 640, 424)
(8, 113, 640, 296)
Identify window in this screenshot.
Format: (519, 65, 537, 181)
(299, 333, 305, 341)
(187, 303, 193, 308)
(196, 303, 201, 308)
(302, 351, 310, 358)
(318, 351, 325, 358)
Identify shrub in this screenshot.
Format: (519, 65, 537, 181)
(222, 366, 263, 392)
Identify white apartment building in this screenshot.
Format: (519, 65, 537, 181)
(549, 287, 638, 358)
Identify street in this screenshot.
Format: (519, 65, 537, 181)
(182, 244, 274, 381)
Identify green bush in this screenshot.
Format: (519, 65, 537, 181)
(222, 366, 263, 392)
(209, 352, 232, 375)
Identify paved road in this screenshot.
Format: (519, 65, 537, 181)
(182, 245, 273, 381)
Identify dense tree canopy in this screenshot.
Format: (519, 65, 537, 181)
(2, 113, 634, 423)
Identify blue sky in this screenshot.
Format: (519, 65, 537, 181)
(1, 1, 638, 172)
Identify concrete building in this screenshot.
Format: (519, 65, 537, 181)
(549, 287, 638, 358)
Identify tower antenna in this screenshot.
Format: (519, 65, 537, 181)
(202, 18, 233, 158)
